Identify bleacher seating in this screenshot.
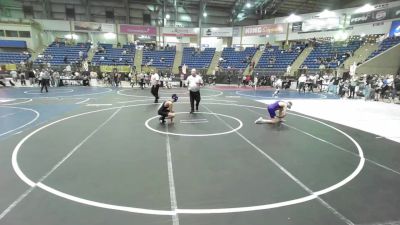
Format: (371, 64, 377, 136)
(142, 50, 176, 69)
(92, 44, 135, 65)
(303, 41, 361, 69)
(0, 52, 30, 64)
(181, 47, 215, 69)
(220, 47, 257, 69)
(256, 45, 303, 71)
(35, 42, 90, 65)
(367, 36, 400, 60)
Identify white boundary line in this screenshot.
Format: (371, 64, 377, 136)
(32, 88, 112, 99)
(357, 220, 400, 225)
(165, 125, 180, 225)
(24, 89, 74, 95)
(10, 102, 365, 215)
(179, 121, 209, 124)
(86, 104, 113, 107)
(235, 90, 328, 99)
(0, 109, 122, 220)
(179, 119, 208, 122)
(245, 107, 400, 176)
(202, 105, 354, 224)
(1, 98, 33, 106)
(0, 106, 40, 138)
(145, 112, 243, 137)
(75, 98, 90, 105)
(117, 89, 223, 98)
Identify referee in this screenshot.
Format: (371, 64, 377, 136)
(186, 68, 203, 113)
(150, 70, 160, 103)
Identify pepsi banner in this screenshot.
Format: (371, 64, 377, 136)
(350, 7, 400, 25)
(349, 12, 374, 25)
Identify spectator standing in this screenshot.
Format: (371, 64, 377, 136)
(10, 70, 18, 83)
(298, 74, 307, 93)
(349, 78, 357, 98)
(19, 71, 26, 86)
(28, 70, 35, 86)
(0, 74, 6, 87)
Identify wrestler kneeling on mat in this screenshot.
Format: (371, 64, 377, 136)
(255, 101, 292, 124)
(158, 94, 179, 124)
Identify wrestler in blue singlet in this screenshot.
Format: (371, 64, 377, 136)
(267, 101, 281, 118)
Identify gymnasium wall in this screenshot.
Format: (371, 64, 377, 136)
(0, 21, 42, 50)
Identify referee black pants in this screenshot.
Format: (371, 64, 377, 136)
(151, 84, 160, 102)
(190, 90, 201, 111)
(41, 79, 49, 93)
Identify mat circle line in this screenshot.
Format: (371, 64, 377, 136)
(0, 105, 40, 137)
(235, 90, 328, 99)
(117, 89, 223, 98)
(145, 112, 243, 137)
(11, 102, 365, 215)
(24, 89, 74, 94)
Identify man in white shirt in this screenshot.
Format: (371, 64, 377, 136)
(150, 71, 160, 103)
(40, 69, 50, 93)
(186, 68, 203, 113)
(10, 70, 18, 82)
(298, 74, 307, 93)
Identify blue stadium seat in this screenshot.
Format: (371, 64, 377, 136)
(181, 47, 215, 69)
(142, 49, 176, 69)
(366, 36, 400, 60)
(303, 41, 361, 69)
(220, 47, 257, 69)
(34, 42, 90, 66)
(0, 52, 30, 64)
(92, 43, 136, 66)
(256, 45, 304, 72)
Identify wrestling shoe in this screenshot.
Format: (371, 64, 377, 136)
(254, 117, 263, 124)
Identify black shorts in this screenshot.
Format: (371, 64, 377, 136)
(158, 110, 169, 118)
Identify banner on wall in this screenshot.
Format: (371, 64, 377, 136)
(389, 6, 400, 18)
(232, 27, 241, 37)
(162, 27, 199, 36)
(389, 20, 400, 37)
(201, 27, 233, 37)
(243, 24, 285, 36)
(74, 21, 115, 33)
(119, 24, 157, 36)
(100, 65, 131, 73)
(349, 8, 394, 25)
(349, 12, 373, 25)
(292, 22, 303, 32)
(302, 17, 340, 32)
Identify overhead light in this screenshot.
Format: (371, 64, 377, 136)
(246, 2, 251, 8)
(104, 32, 116, 39)
(165, 14, 170, 19)
(285, 13, 301, 23)
(65, 34, 78, 40)
(360, 33, 366, 37)
(203, 12, 207, 17)
(355, 4, 375, 13)
(318, 9, 336, 18)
